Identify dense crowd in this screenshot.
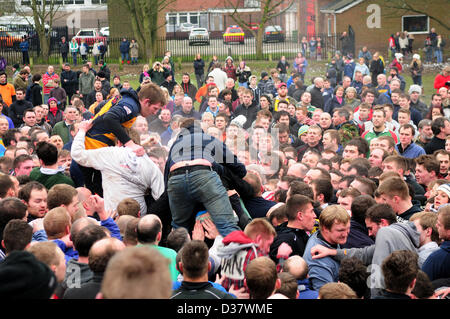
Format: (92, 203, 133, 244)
(0, 28, 449, 300)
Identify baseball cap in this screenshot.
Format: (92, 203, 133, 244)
(277, 82, 287, 89)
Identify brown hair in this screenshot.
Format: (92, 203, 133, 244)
(319, 282, 358, 299)
(117, 198, 140, 218)
(377, 176, 409, 200)
(137, 82, 167, 106)
(43, 207, 71, 239)
(245, 256, 278, 299)
(410, 212, 439, 243)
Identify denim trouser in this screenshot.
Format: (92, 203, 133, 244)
(121, 53, 129, 62)
(167, 169, 240, 237)
(435, 49, 443, 63)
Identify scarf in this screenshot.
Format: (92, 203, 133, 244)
(50, 105, 59, 117)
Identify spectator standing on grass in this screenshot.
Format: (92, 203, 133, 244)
(119, 38, 130, 65)
(59, 36, 69, 64)
(70, 38, 79, 66)
(129, 39, 139, 65)
(193, 53, 205, 88)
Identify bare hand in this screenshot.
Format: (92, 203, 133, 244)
(31, 218, 44, 233)
(192, 220, 205, 241)
(277, 242, 293, 259)
(311, 245, 336, 259)
(229, 285, 249, 299)
(78, 119, 93, 133)
(202, 218, 219, 240)
(434, 287, 450, 299)
(89, 194, 108, 220)
(125, 141, 146, 157)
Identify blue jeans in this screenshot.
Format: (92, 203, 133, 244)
(167, 169, 240, 237)
(435, 49, 443, 63)
(121, 52, 129, 62)
(72, 52, 77, 65)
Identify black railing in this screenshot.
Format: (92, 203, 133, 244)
(1, 32, 343, 66)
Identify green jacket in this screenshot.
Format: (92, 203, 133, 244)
(29, 167, 75, 190)
(79, 72, 95, 95)
(52, 121, 71, 145)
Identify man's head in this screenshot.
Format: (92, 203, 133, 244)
(365, 203, 397, 237)
(371, 107, 386, 130)
(343, 140, 366, 160)
(381, 250, 418, 295)
(245, 256, 280, 299)
(27, 241, 66, 283)
(23, 109, 37, 127)
(178, 240, 210, 280)
(47, 184, 79, 221)
(136, 214, 162, 245)
(243, 218, 276, 255)
(431, 117, 450, 138)
(43, 207, 71, 240)
(369, 148, 388, 168)
(382, 155, 408, 177)
(377, 74, 387, 86)
(436, 205, 450, 241)
(18, 181, 47, 219)
(88, 237, 126, 274)
(376, 177, 411, 214)
(415, 155, 439, 187)
(311, 179, 333, 205)
(137, 83, 166, 117)
(2, 219, 33, 254)
(332, 108, 349, 127)
(99, 246, 172, 299)
(72, 223, 108, 258)
(285, 194, 315, 231)
(181, 96, 193, 113)
(318, 205, 350, 245)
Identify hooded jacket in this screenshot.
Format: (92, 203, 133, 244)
(335, 221, 420, 297)
(216, 230, 263, 291)
(269, 222, 310, 264)
(422, 241, 450, 281)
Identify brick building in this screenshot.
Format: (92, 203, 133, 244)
(318, 0, 450, 55)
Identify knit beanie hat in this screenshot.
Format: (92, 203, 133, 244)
(230, 115, 247, 129)
(408, 85, 422, 95)
(298, 125, 309, 137)
(437, 184, 450, 199)
(0, 251, 57, 299)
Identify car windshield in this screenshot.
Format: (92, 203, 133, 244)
(78, 31, 94, 36)
(265, 26, 282, 32)
(191, 29, 207, 34)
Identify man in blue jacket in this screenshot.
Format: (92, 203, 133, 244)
(19, 37, 30, 65)
(119, 38, 130, 64)
(303, 205, 350, 291)
(164, 118, 246, 237)
(422, 205, 450, 281)
(395, 124, 426, 159)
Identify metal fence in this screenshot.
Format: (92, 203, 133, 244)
(0, 25, 69, 65)
(1, 31, 344, 66)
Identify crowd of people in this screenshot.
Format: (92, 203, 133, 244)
(0, 29, 450, 301)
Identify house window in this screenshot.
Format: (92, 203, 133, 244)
(402, 15, 429, 34)
(327, 17, 332, 36)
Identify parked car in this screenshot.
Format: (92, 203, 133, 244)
(180, 23, 197, 32)
(189, 28, 210, 46)
(263, 25, 285, 43)
(223, 25, 244, 44)
(100, 27, 109, 37)
(72, 28, 107, 48)
(249, 23, 259, 31)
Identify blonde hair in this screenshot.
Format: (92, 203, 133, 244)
(319, 205, 350, 231)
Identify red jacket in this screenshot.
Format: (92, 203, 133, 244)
(434, 73, 450, 92)
(42, 72, 60, 95)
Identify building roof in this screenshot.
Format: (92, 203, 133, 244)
(320, 0, 364, 13)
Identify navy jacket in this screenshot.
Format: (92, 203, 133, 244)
(422, 241, 450, 281)
(164, 124, 246, 185)
(342, 219, 375, 249)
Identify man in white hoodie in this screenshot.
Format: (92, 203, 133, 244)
(71, 120, 164, 214)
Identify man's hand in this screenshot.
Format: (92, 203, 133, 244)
(311, 244, 337, 259)
(192, 220, 205, 241)
(89, 194, 111, 221)
(125, 140, 146, 157)
(31, 218, 44, 233)
(201, 218, 219, 240)
(229, 285, 249, 299)
(277, 242, 293, 260)
(78, 119, 93, 133)
(60, 233, 73, 248)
